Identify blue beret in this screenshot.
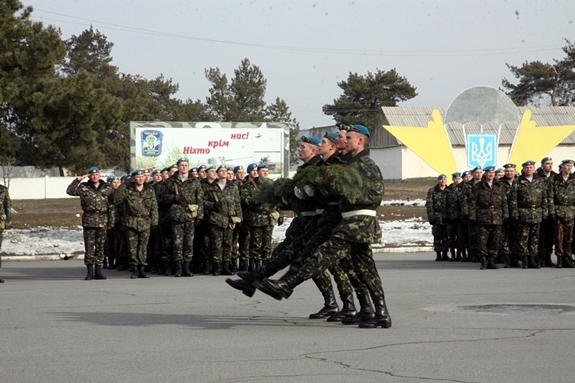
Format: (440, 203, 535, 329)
(495, 168, 503, 173)
(561, 159, 574, 165)
(522, 160, 536, 167)
(197, 165, 206, 171)
(151, 169, 161, 175)
(451, 172, 461, 178)
(437, 174, 446, 180)
(205, 165, 215, 171)
(471, 166, 482, 172)
(120, 174, 128, 181)
(541, 157, 552, 164)
(87, 167, 99, 174)
(168, 164, 178, 170)
(483, 165, 495, 172)
(216, 165, 226, 172)
(461, 170, 470, 177)
(190, 167, 198, 172)
(106, 176, 113, 182)
(323, 132, 338, 144)
(349, 124, 371, 137)
(233, 165, 244, 173)
(176, 157, 189, 165)
(257, 163, 269, 170)
(246, 163, 258, 173)
(131, 169, 144, 177)
(503, 163, 516, 169)
(301, 136, 321, 146)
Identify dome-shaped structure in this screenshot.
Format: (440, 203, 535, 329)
(445, 86, 519, 126)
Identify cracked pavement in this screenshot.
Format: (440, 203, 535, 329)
(1, 253, 575, 383)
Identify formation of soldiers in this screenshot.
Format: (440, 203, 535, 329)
(426, 157, 575, 270)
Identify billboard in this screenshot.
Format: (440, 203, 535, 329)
(130, 121, 290, 177)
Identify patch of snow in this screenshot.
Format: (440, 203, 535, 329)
(381, 199, 425, 207)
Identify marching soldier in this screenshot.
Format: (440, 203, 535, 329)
(426, 174, 449, 261)
(0, 181, 12, 283)
(548, 159, 575, 268)
(66, 167, 114, 280)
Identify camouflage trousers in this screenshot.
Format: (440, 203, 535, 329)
(249, 225, 273, 262)
(160, 223, 173, 264)
(553, 218, 574, 258)
(477, 224, 501, 258)
(516, 223, 540, 257)
(192, 223, 206, 266)
(209, 225, 233, 263)
(147, 226, 162, 267)
(457, 219, 468, 251)
(83, 227, 106, 266)
(232, 222, 250, 261)
(126, 227, 150, 266)
(0, 229, 3, 268)
(467, 221, 478, 252)
(270, 216, 310, 260)
(116, 225, 129, 267)
(446, 221, 458, 250)
(432, 224, 449, 252)
(538, 219, 554, 258)
(104, 227, 115, 265)
(172, 221, 195, 262)
(499, 221, 516, 256)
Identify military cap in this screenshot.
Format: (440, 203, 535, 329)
(216, 164, 226, 172)
(301, 136, 321, 146)
(120, 174, 128, 181)
(131, 169, 144, 177)
(522, 160, 536, 167)
(503, 163, 516, 169)
(106, 175, 113, 182)
(168, 164, 178, 170)
(451, 172, 461, 178)
(190, 167, 198, 172)
(176, 157, 189, 165)
(348, 124, 371, 138)
(461, 170, 470, 177)
(205, 165, 215, 171)
(226, 166, 234, 171)
(471, 166, 482, 173)
(495, 168, 503, 173)
(323, 132, 338, 145)
(540, 157, 552, 164)
(246, 163, 258, 173)
(483, 165, 495, 172)
(257, 163, 269, 170)
(151, 169, 161, 175)
(561, 159, 574, 165)
(197, 165, 206, 171)
(233, 165, 244, 173)
(437, 174, 446, 179)
(143, 169, 150, 174)
(536, 166, 542, 172)
(87, 167, 99, 174)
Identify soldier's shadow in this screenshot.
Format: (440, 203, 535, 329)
(374, 258, 500, 270)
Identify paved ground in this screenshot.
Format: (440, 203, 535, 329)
(1, 253, 575, 383)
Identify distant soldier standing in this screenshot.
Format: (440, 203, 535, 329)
(536, 157, 557, 267)
(426, 174, 449, 261)
(66, 167, 114, 280)
(231, 165, 248, 272)
(0, 182, 12, 283)
(499, 163, 519, 267)
(548, 159, 575, 268)
(454, 170, 472, 261)
(445, 172, 461, 261)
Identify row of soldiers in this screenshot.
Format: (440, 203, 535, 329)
(426, 157, 575, 270)
(67, 158, 282, 280)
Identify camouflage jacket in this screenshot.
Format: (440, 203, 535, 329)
(0, 184, 12, 230)
(160, 174, 204, 223)
(152, 182, 171, 225)
(330, 149, 383, 244)
(241, 177, 275, 227)
(509, 174, 548, 223)
(548, 173, 575, 219)
(426, 184, 448, 225)
(119, 182, 158, 231)
(204, 181, 243, 229)
(445, 183, 459, 221)
(66, 178, 114, 228)
(468, 180, 508, 225)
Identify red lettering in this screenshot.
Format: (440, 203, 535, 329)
(230, 132, 249, 140)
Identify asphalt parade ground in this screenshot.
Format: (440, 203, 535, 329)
(1, 253, 575, 383)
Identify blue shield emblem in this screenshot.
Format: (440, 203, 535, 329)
(467, 134, 496, 169)
(141, 130, 162, 157)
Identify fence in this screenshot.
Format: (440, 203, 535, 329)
(3, 177, 77, 200)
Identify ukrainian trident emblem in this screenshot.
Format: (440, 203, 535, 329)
(466, 134, 497, 169)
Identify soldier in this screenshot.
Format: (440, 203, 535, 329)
(495, 168, 504, 180)
(204, 165, 243, 275)
(548, 159, 575, 268)
(445, 172, 461, 261)
(147, 169, 164, 273)
(197, 165, 207, 180)
(226, 166, 235, 182)
(118, 170, 159, 278)
(468, 166, 508, 270)
(253, 125, 391, 329)
(466, 166, 483, 262)
(161, 158, 204, 277)
(66, 167, 114, 280)
(189, 167, 199, 179)
(0, 181, 12, 283)
(500, 163, 519, 267)
(104, 176, 121, 269)
(536, 157, 557, 267)
(509, 160, 548, 269)
(426, 174, 449, 261)
(231, 165, 247, 272)
(452, 170, 472, 262)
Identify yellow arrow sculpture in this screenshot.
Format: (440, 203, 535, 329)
(383, 109, 458, 175)
(508, 110, 575, 165)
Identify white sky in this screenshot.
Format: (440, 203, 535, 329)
(26, 0, 574, 129)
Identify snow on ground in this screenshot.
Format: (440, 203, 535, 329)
(2, 200, 432, 257)
(381, 199, 425, 207)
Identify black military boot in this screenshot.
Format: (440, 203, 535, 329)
(192, 260, 203, 275)
(212, 262, 223, 276)
(128, 265, 135, 273)
(521, 256, 528, 269)
(556, 256, 563, 268)
(309, 289, 339, 319)
(253, 272, 305, 300)
(163, 261, 172, 276)
(358, 297, 392, 329)
(528, 256, 540, 269)
(342, 292, 375, 325)
(479, 257, 487, 270)
(510, 254, 522, 268)
(182, 261, 193, 277)
(441, 251, 450, 261)
(449, 248, 456, 262)
(130, 267, 139, 279)
(225, 278, 256, 297)
(85, 264, 94, 280)
(563, 256, 575, 268)
(254, 259, 262, 271)
(435, 251, 441, 261)
(222, 262, 234, 276)
(544, 254, 556, 268)
(103, 258, 108, 269)
(174, 261, 183, 277)
(238, 259, 248, 272)
(138, 265, 150, 278)
(150, 264, 158, 274)
(503, 254, 510, 268)
(230, 259, 238, 273)
(94, 265, 107, 280)
(327, 294, 357, 322)
(248, 259, 256, 271)
(203, 260, 212, 275)
(107, 258, 116, 269)
(486, 256, 499, 269)
(455, 249, 462, 261)
(461, 249, 470, 262)
(116, 259, 128, 271)
(471, 250, 479, 263)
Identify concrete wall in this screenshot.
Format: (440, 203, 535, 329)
(2, 177, 76, 200)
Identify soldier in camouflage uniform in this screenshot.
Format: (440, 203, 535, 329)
(161, 158, 204, 277)
(204, 165, 243, 275)
(147, 169, 164, 273)
(445, 172, 461, 261)
(426, 174, 449, 261)
(197, 165, 217, 274)
(450, 170, 471, 261)
(0, 182, 12, 283)
(66, 167, 114, 280)
(499, 163, 519, 267)
(254, 125, 391, 329)
(548, 159, 575, 268)
(468, 166, 508, 270)
(465, 167, 483, 262)
(536, 157, 557, 267)
(118, 170, 159, 278)
(509, 160, 549, 269)
(230, 165, 248, 272)
(104, 176, 121, 269)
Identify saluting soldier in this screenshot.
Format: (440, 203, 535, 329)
(536, 157, 557, 267)
(468, 166, 508, 270)
(548, 159, 575, 268)
(509, 160, 549, 269)
(0, 181, 12, 283)
(66, 167, 114, 280)
(426, 174, 450, 261)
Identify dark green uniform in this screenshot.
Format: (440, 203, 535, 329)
(231, 178, 248, 271)
(0, 184, 12, 274)
(499, 176, 518, 267)
(536, 168, 557, 266)
(548, 173, 575, 267)
(426, 184, 449, 260)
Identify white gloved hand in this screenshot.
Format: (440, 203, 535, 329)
(303, 185, 315, 197)
(294, 186, 305, 200)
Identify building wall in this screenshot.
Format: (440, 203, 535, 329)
(2, 177, 77, 200)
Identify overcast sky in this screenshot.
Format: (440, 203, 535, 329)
(27, 0, 574, 129)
